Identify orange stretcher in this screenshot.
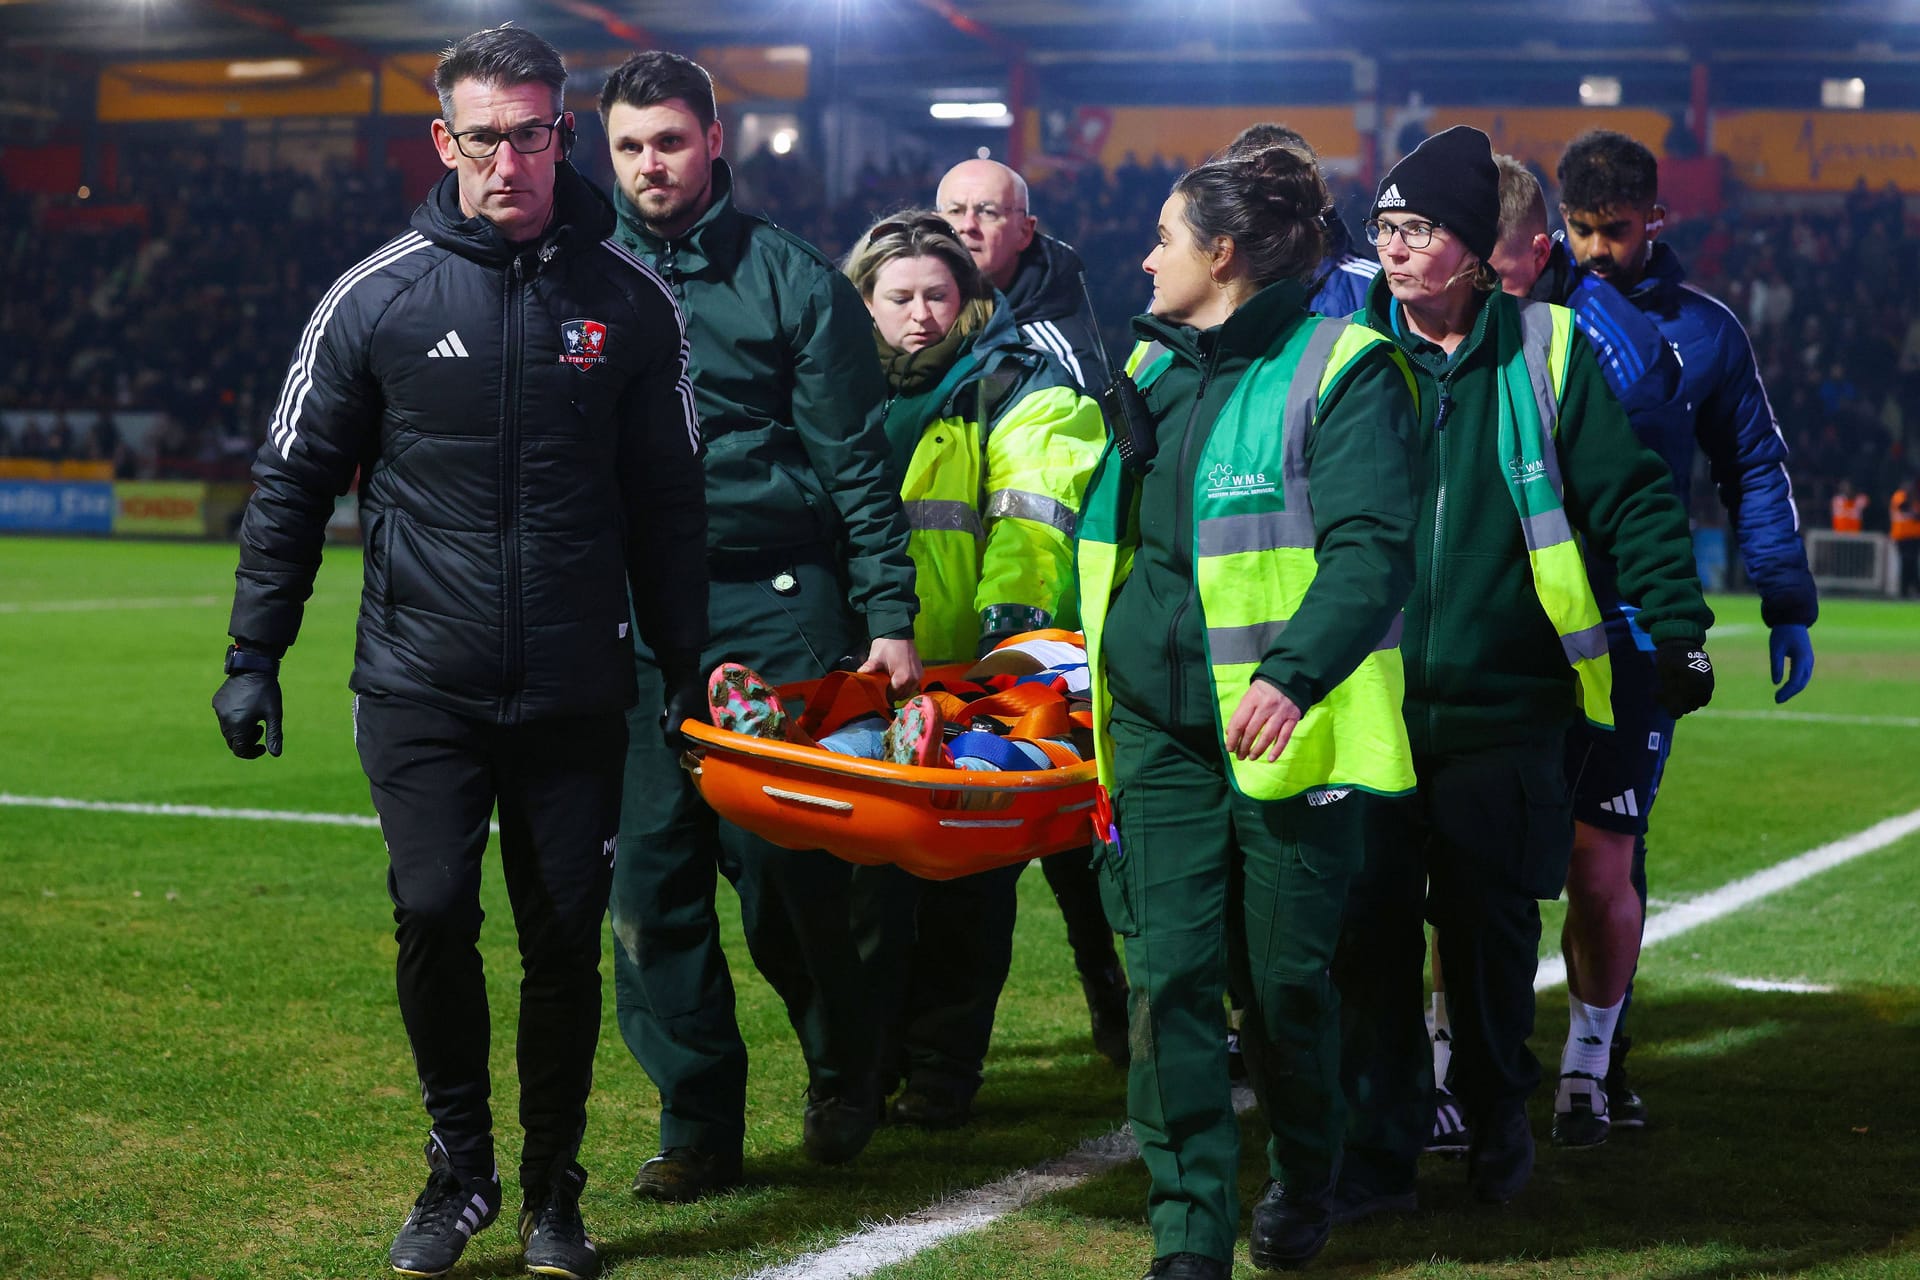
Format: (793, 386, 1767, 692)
(680, 663, 1099, 881)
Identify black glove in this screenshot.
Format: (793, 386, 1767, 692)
(658, 651, 706, 753)
(1653, 641, 1715, 718)
(213, 670, 283, 759)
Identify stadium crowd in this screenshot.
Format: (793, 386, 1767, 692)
(6, 138, 1914, 527)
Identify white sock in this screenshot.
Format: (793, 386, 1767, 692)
(1430, 992, 1452, 1087)
(1561, 993, 1622, 1079)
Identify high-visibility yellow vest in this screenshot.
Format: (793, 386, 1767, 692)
(1508, 300, 1613, 729)
(1079, 316, 1416, 801)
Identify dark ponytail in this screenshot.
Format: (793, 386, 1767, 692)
(1173, 145, 1330, 290)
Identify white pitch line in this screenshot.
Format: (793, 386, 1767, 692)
(760, 800, 1920, 1280)
(1719, 976, 1835, 993)
(1694, 709, 1920, 729)
(10, 788, 1915, 1278)
(0, 792, 383, 828)
(745, 1089, 1255, 1280)
(1534, 804, 1920, 991)
(755, 808, 1920, 1280)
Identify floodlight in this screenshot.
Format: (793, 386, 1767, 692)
(227, 59, 305, 79)
(1821, 77, 1866, 109)
(1579, 75, 1622, 107)
(930, 101, 1012, 125)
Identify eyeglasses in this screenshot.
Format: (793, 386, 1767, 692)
(869, 214, 968, 245)
(938, 201, 1026, 226)
(1364, 219, 1443, 250)
(447, 114, 566, 160)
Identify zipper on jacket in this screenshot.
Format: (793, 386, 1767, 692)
(1424, 377, 1454, 748)
(1165, 346, 1218, 729)
(661, 242, 685, 308)
(500, 252, 527, 724)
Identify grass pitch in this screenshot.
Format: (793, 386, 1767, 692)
(1, 536, 1916, 1279)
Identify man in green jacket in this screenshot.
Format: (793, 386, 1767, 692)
(1332, 126, 1716, 1217)
(597, 50, 922, 1200)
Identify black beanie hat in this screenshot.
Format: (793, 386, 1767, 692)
(1373, 125, 1500, 263)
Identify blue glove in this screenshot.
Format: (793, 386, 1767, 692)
(1769, 623, 1815, 703)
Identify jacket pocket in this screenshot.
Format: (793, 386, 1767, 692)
(360, 510, 393, 626)
(378, 510, 399, 627)
(770, 459, 834, 543)
(1089, 831, 1140, 937)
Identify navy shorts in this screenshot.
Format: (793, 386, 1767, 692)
(1566, 636, 1676, 836)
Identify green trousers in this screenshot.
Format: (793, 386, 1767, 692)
(1098, 707, 1363, 1264)
(608, 560, 875, 1156)
(849, 859, 1024, 1100)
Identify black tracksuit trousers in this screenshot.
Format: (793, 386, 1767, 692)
(1335, 730, 1574, 1196)
(354, 691, 626, 1189)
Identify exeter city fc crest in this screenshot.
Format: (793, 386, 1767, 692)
(559, 318, 607, 370)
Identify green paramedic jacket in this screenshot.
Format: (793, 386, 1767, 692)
(613, 160, 917, 639)
(881, 298, 1107, 663)
(1357, 274, 1712, 756)
(1079, 279, 1419, 800)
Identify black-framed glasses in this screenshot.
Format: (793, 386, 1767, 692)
(447, 114, 565, 160)
(869, 214, 966, 246)
(938, 200, 1026, 226)
(1364, 218, 1444, 249)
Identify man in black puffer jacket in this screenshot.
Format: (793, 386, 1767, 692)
(211, 27, 705, 1280)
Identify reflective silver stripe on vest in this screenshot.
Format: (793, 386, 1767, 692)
(1281, 318, 1349, 509)
(1197, 509, 1316, 555)
(986, 487, 1077, 535)
(1515, 300, 1567, 499)
(1206, 610, 1404, 666)
(1207, 619, 1288, 665)
(1561, 621, 1609, 664)
(1520, 508, 1574, 552)
(1131, 339, 1171, 378)
(1194, 317, 1350, 559)
(905, 499, 985, 539)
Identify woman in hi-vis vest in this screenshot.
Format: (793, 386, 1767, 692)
(1333, 127, 1715, 1221)
(1073, 145, 1420, 1279)
(838, 212, 1107, 1133)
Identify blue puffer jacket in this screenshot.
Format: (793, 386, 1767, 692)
(1530, 238, 1690, 646)
(1635, 243, 1817, 626)
(1308, 251, 1380, 319)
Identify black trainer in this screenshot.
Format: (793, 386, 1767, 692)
(520, 1160, 598, 1279)
(888, 1079, 973, 1130)
(389, 1139, 501, 1278)
(803, 1087, 881, 1165)
(1425, 1085, 1471, 1156)
(1143, 1251, 1231, 1279)
(1550, 1071, 1611, 1148)
(630, 1146, 742, 1203)
(1608, 1037, 1647, 1128)
(1248, 1180, 1331, 1270)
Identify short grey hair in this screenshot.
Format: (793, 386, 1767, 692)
(434, 25, 566, 124)
(1494, 153, 1549, 242)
